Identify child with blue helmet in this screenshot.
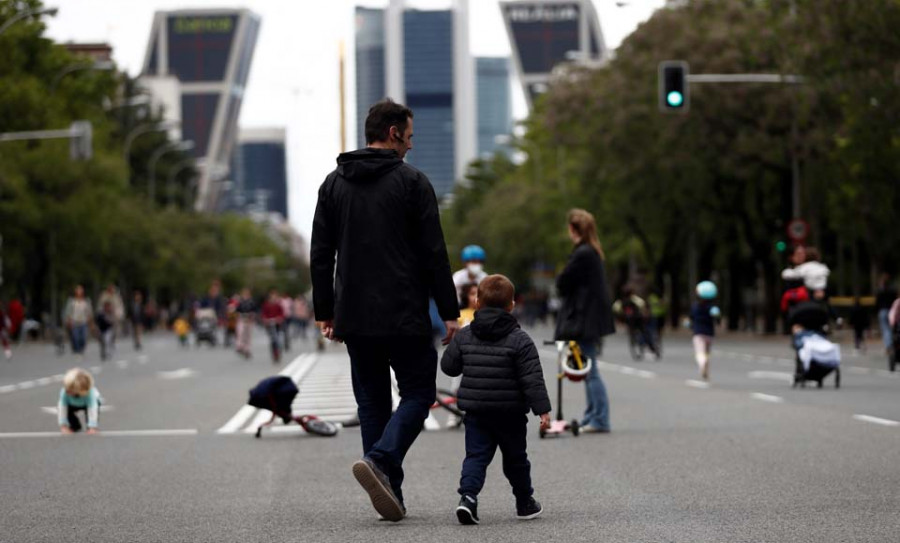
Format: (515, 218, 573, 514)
(691, 281, 721, 381)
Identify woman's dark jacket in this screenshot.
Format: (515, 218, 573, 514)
(441, 308, 551, 415)
(554, 242, 616, 342)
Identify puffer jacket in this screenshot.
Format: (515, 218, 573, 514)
(441, 308, 551, 415)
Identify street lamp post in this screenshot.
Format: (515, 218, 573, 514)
(0, 6, 57, 36)
(50, 60, 115, 94)
(166, 158, 195, 207)
(148, 140, 193, 203)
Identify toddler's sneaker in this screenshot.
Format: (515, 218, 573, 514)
(456, 494, 479, 525)
(516, 497, 543, 520)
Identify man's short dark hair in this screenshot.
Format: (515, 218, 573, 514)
(365, 98, 413, 145)
(477, 274, 515, 309)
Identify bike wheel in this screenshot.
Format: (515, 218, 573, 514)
(301, 416, 339, 437)
(434, 388, 464, 417)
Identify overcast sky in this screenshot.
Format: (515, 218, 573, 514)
(44, 0, 665, 243)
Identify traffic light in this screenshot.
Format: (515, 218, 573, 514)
(69, 120, 92, 161)
(775, 240, 787, 253)
(658, 60, 689, 113)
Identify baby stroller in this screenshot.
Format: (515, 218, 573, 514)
(248, 376, 339, 437)
(789, 302, 841, 389)
(194, 308, 218, 347)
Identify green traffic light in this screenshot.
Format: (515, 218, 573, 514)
(666, 91, 684, 107)
(776, 241, 787, 252)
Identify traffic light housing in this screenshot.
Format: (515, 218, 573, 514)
(658, 60, 689, 113)
(69, 120, 92, 161)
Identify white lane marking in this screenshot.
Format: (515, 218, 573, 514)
(115, 359, 129, 369)
(52, 374, 65, 382)
(41, 405, 114, 414)
(750, 392, 784, 404)
(685, 379, 710, 389)
(36, 377, 53, 386)
(758, 356, 775, 364)
(157, 368, 197, 380)
(89, 366, 102, 373)
(846, 367, 871, 375)
(0, 384, 18, 393)
(17, 381, 36, 390)
(852, 414, 900, 427)
(137, 355, 150, 364)
(748, 371, 794, 383)
(0, 429, 198, 439)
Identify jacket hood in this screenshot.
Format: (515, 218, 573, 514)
(470, 307, 519, 341)
(336, 148, 404, 182)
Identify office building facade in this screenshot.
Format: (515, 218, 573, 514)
(354, 0, 475, 198)
(500, 0, 606, 109)
(475, 57, 512, 157)
(142, 9, 260, 211)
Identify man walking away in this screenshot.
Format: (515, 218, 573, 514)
(311, 98, 459, 522)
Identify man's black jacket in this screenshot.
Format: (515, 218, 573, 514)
(311, 148, 458, 337)
(441, 308, 551, 415)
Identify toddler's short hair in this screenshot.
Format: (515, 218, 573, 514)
(63, 368, 93, 396)
(477, 274, 515, 309)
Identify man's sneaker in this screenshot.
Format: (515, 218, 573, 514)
(456, 495, 479, 525)
(516, 497, 543, 520)
(352, 459, 405, 522)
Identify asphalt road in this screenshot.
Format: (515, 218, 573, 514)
(1, 325, 899, 542)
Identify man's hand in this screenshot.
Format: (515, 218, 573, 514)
(539, 413, 551, 431)
(317, 320, 340, 342)
(60, 426, 73, 434)
(442, 320, 460, 345)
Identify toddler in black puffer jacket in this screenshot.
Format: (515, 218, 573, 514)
(441, 274, 551, 526)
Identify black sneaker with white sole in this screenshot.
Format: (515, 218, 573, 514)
(352, 458, 405, 522)
(516, 497, 543, 520)
(456, 494, 479, 525)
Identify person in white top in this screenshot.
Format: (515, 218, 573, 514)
(782, 246, 830, 292)
(453, 245, 488, 305)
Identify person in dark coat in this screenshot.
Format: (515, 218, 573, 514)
(441, 274, 550, 524)
(310, 98, 459, 522)
(554, 209, 615, 433)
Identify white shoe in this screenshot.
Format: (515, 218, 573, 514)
(4, 349, 11, 360)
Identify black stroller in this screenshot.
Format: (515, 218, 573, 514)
(248, 376, 339, 437)
(789, 302, 841, 389)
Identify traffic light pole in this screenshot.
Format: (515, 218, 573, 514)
(681, 72, 805, 219)
(0, 122, 93, 160)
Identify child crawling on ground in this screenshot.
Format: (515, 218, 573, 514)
(58, 368, 102, 434)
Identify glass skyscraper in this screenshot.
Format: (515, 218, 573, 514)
(229, 128, 288, 220)
(353, 1, 474, 198)
(476, 57, 512, 157)
(142, 9, 260, 210)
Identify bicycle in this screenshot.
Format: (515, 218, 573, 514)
(432, 387, 464, 425)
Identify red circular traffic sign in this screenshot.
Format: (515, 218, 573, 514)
(786, 219, 809, 242)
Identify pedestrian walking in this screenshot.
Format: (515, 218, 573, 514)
(849, 297, 870, 353)
(293, 295, 312, 340)
(280, 293, 293, 352)
(95, 301, 116, 361)
(63, 285, 93, 356)
(98, 283, 124, 348)
(235, 288, 257, 358)
(441, 274, 551, 525)
(691, 281, 721, 381)
(311, 98, 459, 522)
(554, 209, 616, 433)
(875, 274, 897, 357)
(0, 299, 12, 360)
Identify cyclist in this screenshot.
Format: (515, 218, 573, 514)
(613, 286, 659, 359)
(453, 245, 488, 305)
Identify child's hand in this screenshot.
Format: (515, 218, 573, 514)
(539, 413, 551, 431)
(60, 426, 73, 434)
(86, 428, 98, 435)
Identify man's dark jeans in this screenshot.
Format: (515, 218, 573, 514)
(345, 335, 436, 504)
(459, 412, 533, 503)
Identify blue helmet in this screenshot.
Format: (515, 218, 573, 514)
(461, 245, 486, 262)
(696, 281, 718, 300)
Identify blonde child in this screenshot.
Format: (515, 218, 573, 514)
(173, 314, 190, 347)
(58, 368, 101, 434)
